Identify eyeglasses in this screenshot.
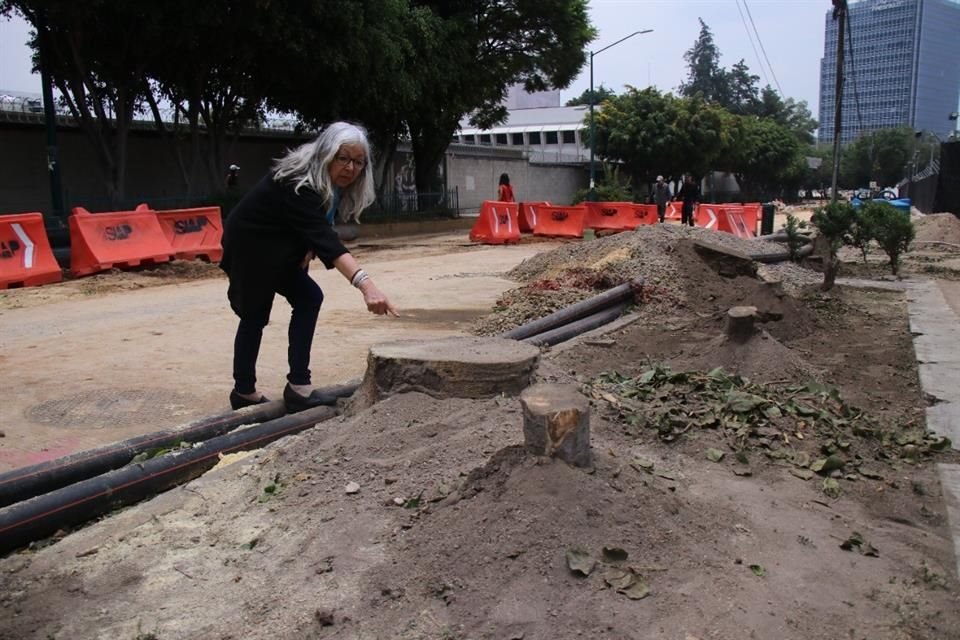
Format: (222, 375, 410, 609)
(334, 154, 366, 170)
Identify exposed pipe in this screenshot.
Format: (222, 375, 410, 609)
(500, 278, 642, 341)
(750, 243, 815, 264)
(0, 381, 359, 509)
(0, 405, 337, 556)
(522, 302, 630, 346)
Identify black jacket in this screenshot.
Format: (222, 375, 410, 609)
(220, 174, 348, 319)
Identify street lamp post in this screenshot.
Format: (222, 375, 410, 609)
(588, 29, 653, 202)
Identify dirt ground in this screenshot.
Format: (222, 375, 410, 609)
(1, 223, 959, 640)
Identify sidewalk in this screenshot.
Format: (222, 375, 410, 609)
(905, 280, 960, 578)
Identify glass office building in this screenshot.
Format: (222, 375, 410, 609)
(819, 0, 960, 144)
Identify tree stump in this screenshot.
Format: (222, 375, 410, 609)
(350, 336, 540, 411)
(726, 306, 758, 343)
(691, 239, 758, 278)
(519, 384, 592, 468)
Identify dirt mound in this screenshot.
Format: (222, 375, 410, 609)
(669, 327, 823, 382)
(475, 228, 817, 343)
(914, 213, 960, 244)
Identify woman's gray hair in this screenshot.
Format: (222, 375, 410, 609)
(272, 121, 375, 222)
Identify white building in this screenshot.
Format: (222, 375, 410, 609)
(454, 104, 591, 165)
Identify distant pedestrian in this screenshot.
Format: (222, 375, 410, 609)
(676, 175, 699, 227)
(498, 173, 515, 202)
(225, 164, 240, 189)
(652, 175, 671, 223)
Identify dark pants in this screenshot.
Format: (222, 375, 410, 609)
(681, 204, 696, 227)
(232, 268, 324, 394)
(656, 203, 666, 223)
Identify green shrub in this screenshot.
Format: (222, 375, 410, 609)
(783, 213, 806, 262)
(849, 203, 881, 263)
(573, 163, 633, 204)
(865, 202, 915, 275)
(811, 201, 857, 290)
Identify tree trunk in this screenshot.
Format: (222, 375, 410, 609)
(519, 384, 592, 468)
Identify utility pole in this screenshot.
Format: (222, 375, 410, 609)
(36, 11, 66, 223)
(830, 0, 847, 203)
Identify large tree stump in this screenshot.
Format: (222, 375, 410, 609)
(519, 384, 592, 468)
(691, 239, 758, 278)
(350, 336, 540, 411)
(726, 306, 758, 343)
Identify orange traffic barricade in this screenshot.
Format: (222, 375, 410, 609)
(626, 204, 659, 228)
(584, 201, 635, 231)
(518, 201, 550, 233)
(716, 205, 756, 238)
(665, 201, 682, 220)
(532, 205, 586, 238)
(69, 205, 175, 277)
(739, 203, 761, 236)
(0, 212, 63, 289)
(154, 206, 223, 262)
(469, 200, 521, 245)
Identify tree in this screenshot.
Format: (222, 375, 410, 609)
(725, 59, 760, 115)
(840, 127, 930, 189)
(726, 115, 804, 200)
(754, 86, 818, 146)
(566, 85, 616, 107)
(404, 0, 595, 196)
(593, 87, 729, 187)
(863, 202, 915, 275)
(3, 1, 168, 203)
(680, 19, 729, 105)
(811, 200, 856, 290)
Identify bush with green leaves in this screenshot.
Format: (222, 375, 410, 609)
(810, 200, 857, 290)
(863, 202, 915, 275)
(849, 204, 880, 263)
(783, 213, 807, 262)
(572, 163, 633, 203)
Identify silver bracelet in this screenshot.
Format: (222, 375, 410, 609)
(352, 272, 370, 289)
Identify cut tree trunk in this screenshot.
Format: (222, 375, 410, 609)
(726, 306, 758, 343)
(350, 337, 540, 411)
(519, 384, 592, 468)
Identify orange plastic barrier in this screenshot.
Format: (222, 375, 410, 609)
(739, 203, 761, 236)
(154, 206, 223, 262)
(584, 201, 636, 231)
(0, 212, 63, 289)
(665, 201, 682, 220)
(69, 205, 175, 277)
(532, 205, 586, 238)
(518, 201, 550, 233)
(469, 201, 521, 244)
(627, 204, 659, 228)
(696, 205, 757, 238)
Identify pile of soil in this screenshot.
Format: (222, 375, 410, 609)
(914, 213, 960, 244)
(474, 225, 816, 340)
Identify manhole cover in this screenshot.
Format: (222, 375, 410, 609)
(26, 389, 199, 428)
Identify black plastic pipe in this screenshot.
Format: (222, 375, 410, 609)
(0, 405, 337, 556)
(521, 302, 631, 347)
(501, 279, 642, 341)
(0, 381, 359, 509)
(749, 243, 815, 264)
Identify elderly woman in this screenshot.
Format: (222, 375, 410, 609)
(220, 121, 397, 412)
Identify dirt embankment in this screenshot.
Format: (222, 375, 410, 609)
(0, 226, 956, 640)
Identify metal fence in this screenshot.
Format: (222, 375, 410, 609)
(362, 188, 460, 222)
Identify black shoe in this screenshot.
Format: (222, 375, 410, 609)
(230, 390, 270, 410)
(283, 383, 339, 413)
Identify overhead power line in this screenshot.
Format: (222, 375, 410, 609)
(742, 0, 783, 95)
(734, 0, 771, 87)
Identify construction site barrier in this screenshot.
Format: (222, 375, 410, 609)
(469, 200, 520, 244)
(584, 201, 636, 231)
(69, 205, 175, 277)
(532, 205, 586, 238)
(0, 212, 63, 289)
(627, 204, 660, 228)
(665, 201, 682, 220)
(696, 205, 757, 238)
(738, 203, 761, 236)
(518, 201, 550, 233)
(154, 206, 224, 262)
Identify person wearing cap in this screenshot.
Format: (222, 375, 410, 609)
(220, 121, 398, 413)
(652, 175, 671, 223)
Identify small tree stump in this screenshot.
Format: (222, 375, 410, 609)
(350, 336, 540, 410)
(519, 384, 592, 468)
(726, 306, 758, 343)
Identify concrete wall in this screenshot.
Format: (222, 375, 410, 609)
(445, 144, 586, 213)
(0, 121, 587, 217)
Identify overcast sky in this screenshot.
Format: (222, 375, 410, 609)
(0, 0, 828, 112)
